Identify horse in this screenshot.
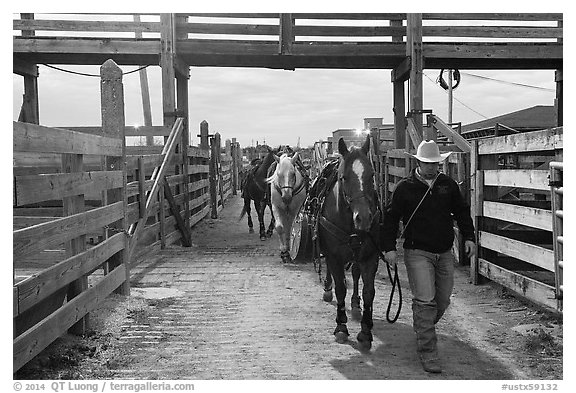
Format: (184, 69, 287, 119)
(317, 135, 380, 350)
(239, 150, 276, 240)
(267, 152, 308, 263)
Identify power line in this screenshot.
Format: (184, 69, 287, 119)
(41, 63, 152, 77)
(423, 72, 489, 119)
(460, 71, 555, 92)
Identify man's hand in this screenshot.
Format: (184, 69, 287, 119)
(384, 250, 398, 267)
(465, 240, 476, 258)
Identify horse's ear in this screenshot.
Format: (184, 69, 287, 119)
(361, 134, 371, 155)
(338, 138, 349, 157)
(291, 151, 299, 164)
(274, 154, 280, 163)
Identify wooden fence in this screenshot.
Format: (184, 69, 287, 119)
(470, 127, 563, 312)
(13, 60, 241, 371)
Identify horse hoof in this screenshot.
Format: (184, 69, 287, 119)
(357, 339, 372, 352)
(266, 230, 274, 237)
(356, 331, 373, 351)
(335, 331, 349, 344)
(351, 307, 362, 321)
(249, 228, 254, 234)
(260, 235, 267, 241)
(323, 290, 333, 302)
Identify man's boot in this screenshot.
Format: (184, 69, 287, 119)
(413, 302, 442, 373)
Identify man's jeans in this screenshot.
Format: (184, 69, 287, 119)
(404, 248, 454, 358)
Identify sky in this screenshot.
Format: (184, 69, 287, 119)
(13, 66, 557, 149)
(10, 8, 562, 149)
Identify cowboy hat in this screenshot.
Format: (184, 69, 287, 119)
(405, 140, 452, 163)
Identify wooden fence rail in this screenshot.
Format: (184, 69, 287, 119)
(470, 127, 563, 311)
(13, 60, 241, 372)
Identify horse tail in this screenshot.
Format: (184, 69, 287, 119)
(239, 204, 247, 222)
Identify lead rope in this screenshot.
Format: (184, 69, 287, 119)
(374, 172, 440, 323)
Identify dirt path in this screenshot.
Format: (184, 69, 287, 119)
(16, 195, 562, 380)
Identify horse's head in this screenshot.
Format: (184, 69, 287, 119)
(268, 152, 300, 205)
(337, 135, 377, 233)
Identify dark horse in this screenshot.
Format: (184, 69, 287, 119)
(239, 150, 276, 240)
(317, 135, 380, 350)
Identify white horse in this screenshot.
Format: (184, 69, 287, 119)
(267, 152, 308, 263)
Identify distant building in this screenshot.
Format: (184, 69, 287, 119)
(459, 105, 556, 139)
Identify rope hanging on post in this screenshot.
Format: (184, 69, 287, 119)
(437, 69, 461, 90)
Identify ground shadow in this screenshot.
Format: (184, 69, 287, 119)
(328, 317, 517, 380)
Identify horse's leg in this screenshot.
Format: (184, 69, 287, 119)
(257, 199, 267, 240)
(323, 262, 333, 302)
(266, 201, 275, 237)
(327, 257, 349, 343)
(350, 262, 362, 320)
(356, 255, 378, 351)
(272, 208, 290, 263)
(245, 198, 254, 233)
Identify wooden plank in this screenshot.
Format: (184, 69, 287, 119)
(13, 201, 124, 261)
(14, 19, 161, 33)
(406, 117, 423, 148)
(188, 146, 210, 158)
(478, 258, 557, 311)
(13, 265, 126, 372)
(14, 171, 123, 206)
(64, 125, 170, 137)
(388, 166, 407, 178)
(188, 164, 209, 174)
(16, 233, 125, 314)
(13, 216, 59, 230)
(483, 169, 549, 191)
(422, 13, 562, 21)
(429, 115, 471, 153)
(294, 25, 405, 38)
(13, 122, 122, 156)
(163, 178, 192, 247)
(16, 250, 67, 270)
(479, 231, 554, 271)
(478, 128, 563, 155)
(483, 201, 552, 231)
(422, 26, 561, 39)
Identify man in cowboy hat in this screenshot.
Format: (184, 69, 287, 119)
(381, 139, 476, 373)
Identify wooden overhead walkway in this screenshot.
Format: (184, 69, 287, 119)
(13, 13, 562, 70)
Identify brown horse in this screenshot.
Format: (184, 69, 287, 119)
(317, 135, 380, 350)
(239, 150, 276, 240)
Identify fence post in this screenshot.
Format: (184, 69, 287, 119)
(62, 151, 88, 334)
(469, 140, 480, 284)
(200, 120, 209, 149)
(209, 135, 218, 218)
(231, 138, 238, 195)
(100, 59, 129, 295)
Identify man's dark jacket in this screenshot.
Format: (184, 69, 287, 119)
(381, 169, 475, 254)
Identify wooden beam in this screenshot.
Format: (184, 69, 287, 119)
(160, 13, 176, 127)
(483, 201, 552, 232)
(428, 114, 471, 152)
(407, 13, 424, 138)
(13, 58, 38, 77)
(391, 57, 410, 82)
(478, 258, 557, 311)
(406, 117, 423, 149)
(163, 178, 192, 247)
(13, 202, 123, 261)
(13, 121, 123, 156)
(479, 231, 554, 272)
(100, 59, 129, 295)
(483, 169, 550, 191)
(279, 14, 294, 56)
